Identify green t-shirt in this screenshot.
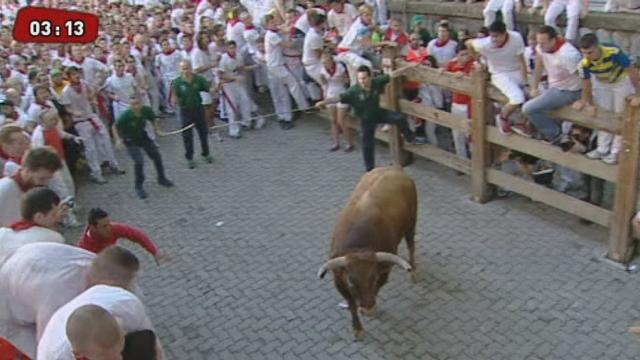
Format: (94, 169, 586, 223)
(172, 75, 210, 111)
(339, 74, 391, 123)
(116, 106, 155, 145)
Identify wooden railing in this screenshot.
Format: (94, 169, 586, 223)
(376, 48, 640, 264)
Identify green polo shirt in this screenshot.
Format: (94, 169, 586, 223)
(339, 74, 391, 123)
(116, 106, 155, 145)
(172, 74, 210, 111)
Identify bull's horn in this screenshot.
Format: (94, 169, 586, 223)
(317, 256, 347, 279)
(375, 252, 412, 271)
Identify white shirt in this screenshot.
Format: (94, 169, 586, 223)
(320, 61, 348, 98)
(294, 7, 327, 34)
(37, 285, 153, 360)
(0, 226, 65, 267)
(470, 30, 525, 75)
(328, 3, 359, 37)
(26, 101, 55, 126)
(537, 41, 582, 91)
(218, 52, 243, 79)
(265, 30, 285, 68)
(170, 8, 185, 29)
(243, 27, 261, 54)
(0, 178, 24, 227)
(104, 73, 138, 104)
(155, 50, 183, 81)
(302, 27, 324, 66)
(191, 48, 215, 82)
(0, 243, 94, 358)
(337, 16, 369, 53)
(427, 38, 458, 68)
(60, 82, 95, 122)
(226, 21, 247, 50)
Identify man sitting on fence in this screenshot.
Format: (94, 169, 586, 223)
(315, 64, 421, 171)
(465, 20, 528, 136)
(522, 26, 583, 142)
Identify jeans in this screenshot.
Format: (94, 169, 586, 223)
(522, 88, 582, 141)
(125, 138, 167, 189)
(361, 111, 414, 172)
(179, 106, 210, 160)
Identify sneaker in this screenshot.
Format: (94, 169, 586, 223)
(187, 160, 196, 169)
(602, 152, 618, 165)
(344, 145, 355, 153)
(495, 115, 513, 135)
(512, 123, 533, 138)
(135, 187, 148, 199)
(158, 178, 174, 187)
(329, 144, 340, 152)
(90, 175, 107, 184)
(203, 154, 214, 163)
(585, 149, 605, 160)
(282, 121, 294, 130)
(229, 133, 242, 139)
(255, 116, 266, 129)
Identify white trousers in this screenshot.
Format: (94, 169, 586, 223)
(221, 81, 252, 136)
(365, 0, 389, 25)
(161, 77, 177, 113)
(483, 0, 516, 30)
(336, 52, 373, 87)
(74, 118, 119, 178)
(111, 101, 130, 122)
(593, 77, 635, 155)
(491, 70, 526, 106)
(267, 65, 310, 121)
(48, 163, 75, 200)
(451, 103, 471, 159)
(544, 0, 582, 41)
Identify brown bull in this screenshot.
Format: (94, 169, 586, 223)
(317, 166, 417, 339)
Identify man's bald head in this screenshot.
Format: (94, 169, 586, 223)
(66, 304, 124, 359)
(87, 246, 140, 290)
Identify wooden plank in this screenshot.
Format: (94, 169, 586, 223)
(404, 143, 472, 174)
(383, 47, 413, 167)
(608, 105, 640, 263)
(486, 127, 619, 182)
(397, 99, 470, 131)
(389, 0, 640, 33)
(470, 67, 493, 203)
(487, 169, 613, 227)
(398, 60, 474, 95)
(487, 87, 622, 134)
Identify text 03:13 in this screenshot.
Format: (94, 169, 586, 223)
(29, 20, 85, 37)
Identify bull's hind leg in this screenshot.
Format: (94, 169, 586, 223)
(405, 218, 417, 282)
(334, 277, 364, 340)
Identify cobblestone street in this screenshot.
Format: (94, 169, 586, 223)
(69, 114, 640, 360)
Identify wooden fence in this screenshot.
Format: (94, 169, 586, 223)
(371, 48, 640, 264)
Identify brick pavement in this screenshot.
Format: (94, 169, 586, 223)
(67, 113, 640, 360)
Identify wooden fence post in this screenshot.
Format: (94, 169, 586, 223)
(608, 104, 640, 263)
(382, 46, 413, 167)
(470, 66, 493, 203)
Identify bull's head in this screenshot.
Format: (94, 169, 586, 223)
(317, 252, 412, 313)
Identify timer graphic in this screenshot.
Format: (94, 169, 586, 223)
(14, 7, 98, 43)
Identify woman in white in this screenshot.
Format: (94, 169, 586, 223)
(319, 52, 354, 152)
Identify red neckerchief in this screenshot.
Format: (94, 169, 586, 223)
(72, 56, 85, 65)
(97, 56, 108, 64)
(11, 171, 32, 192)
(267, 28, 279, 34)
(69, 80, 83, 94)
(496, 33, 510, 49)
(245, 25, 256, 31)
(184, 45, 193, 54)
(435, 37, 450, 47)
(16, 69, 27, 75)
(9, 220, 38, 231)
(229, 18, 241, 26)
(549, 38, 566, 54)
(326, 63, 337, 76)
(227, 51, 236, 59)
(0, 147, 20, 164)
(163, 49, 176, 55)
(36, 100, 51, 108)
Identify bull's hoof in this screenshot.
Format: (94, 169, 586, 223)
(410, 269, 419, 283)
(353, 328, 364, 341)
(358, 305, 378, 317)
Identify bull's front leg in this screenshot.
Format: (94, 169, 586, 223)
(334, 276, 364, 340)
